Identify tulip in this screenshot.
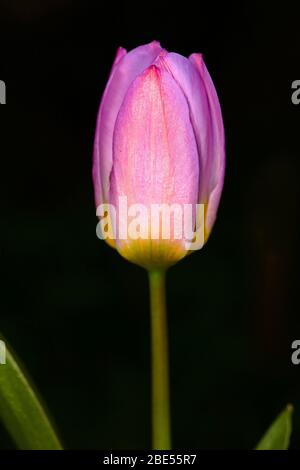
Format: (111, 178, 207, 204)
(93, 41, 225, 270)
(93, 41, 225, 450)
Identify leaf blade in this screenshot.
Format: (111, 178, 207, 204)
(255, 404, 293, 450)
(0, 338, 62, 449)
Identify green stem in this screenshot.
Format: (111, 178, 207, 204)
(148, 269, 171, 450)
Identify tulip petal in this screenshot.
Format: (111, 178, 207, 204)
(92, 46, 127, 211)
(155, 52, 225, 234)
(111, 64, 199, 208)
(110, 64, 199, 264)
(189, 53, 225, 233)
(154, 52, 211, 197)
(93, 41, 163, 207)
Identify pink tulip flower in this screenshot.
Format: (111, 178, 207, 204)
(93, 41, 225, 269)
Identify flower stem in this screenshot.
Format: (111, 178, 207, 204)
(148, 269, 171, 450)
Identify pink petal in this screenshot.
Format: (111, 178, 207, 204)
(110, 64, 199, 248)
(154, 52, 211, 198)
(189, 53, 225, 233)
(93, 41, 163, 207)
(155, 51, 225, 234)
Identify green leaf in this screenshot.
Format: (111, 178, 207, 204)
(255, 404, 293, 450)
(0, 336, 62, 449)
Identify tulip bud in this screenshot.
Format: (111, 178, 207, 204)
(93, 41, 225, 269)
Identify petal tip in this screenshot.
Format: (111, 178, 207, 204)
(114, 46, 127, 64)
(149, 39, 161, 48)
(189, 52, 204, 69)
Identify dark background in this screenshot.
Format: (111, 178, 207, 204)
(0, 0, 300, 449)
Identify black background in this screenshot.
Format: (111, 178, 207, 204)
(0, 0, 300, 449)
